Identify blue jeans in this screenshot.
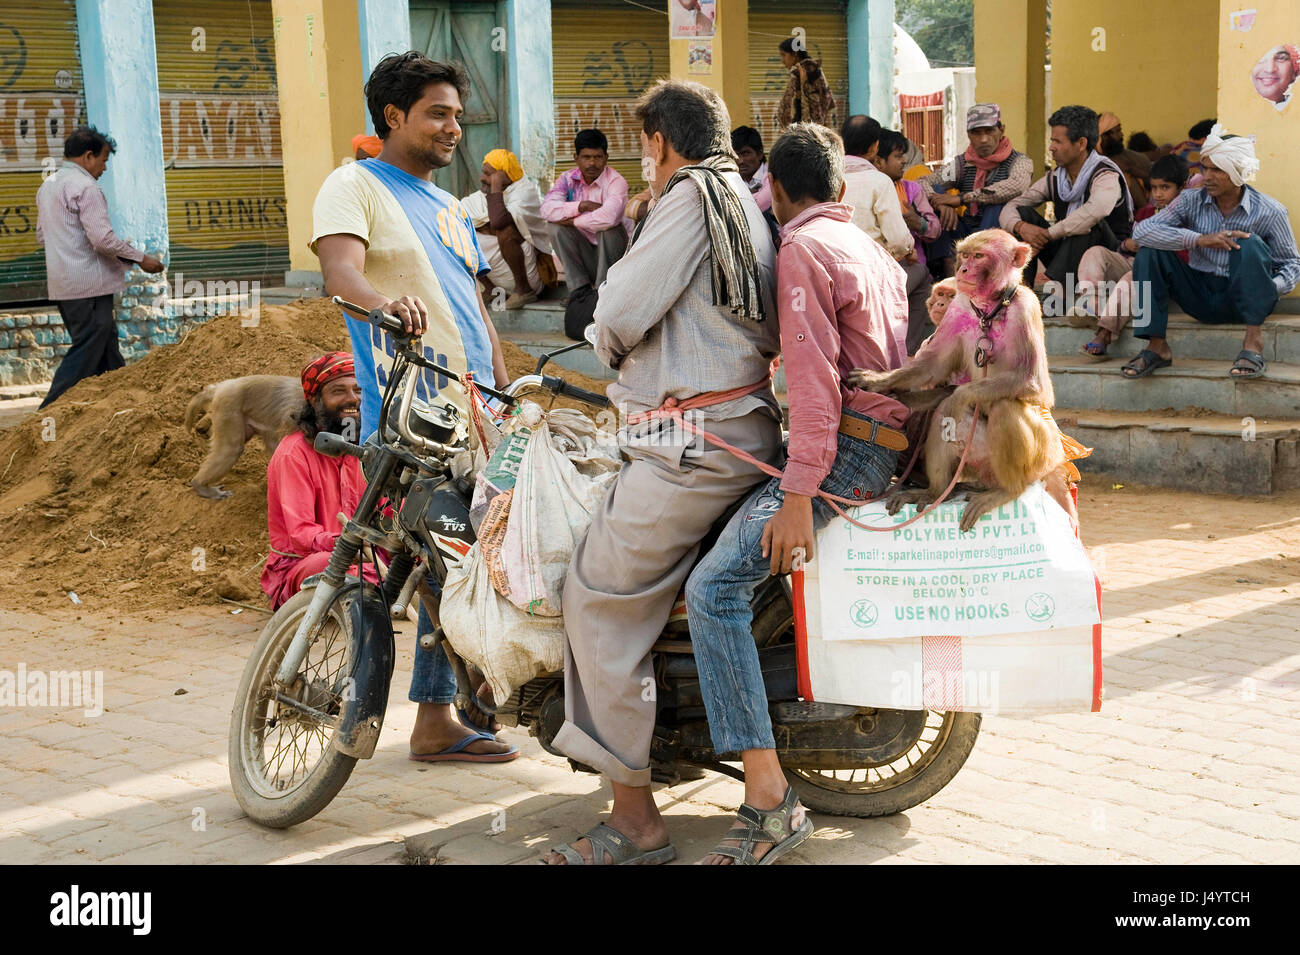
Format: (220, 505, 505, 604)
(409, 588, 457, 705)
(923, 203, 1005, 263)
(685, 415, 899, 755)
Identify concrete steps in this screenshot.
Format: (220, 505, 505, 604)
(1049, 355, 1300, 418)
(1044, 313, 1300, 364)
(1044, 308, 1300, 492)
(1054, 409, 1300, 495)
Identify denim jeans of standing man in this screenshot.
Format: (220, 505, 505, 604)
(685, 412, 899, 755)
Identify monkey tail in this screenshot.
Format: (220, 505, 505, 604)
(185, 385, 215, 432)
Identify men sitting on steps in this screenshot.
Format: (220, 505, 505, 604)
(1120, 125, 1300, 381)
(460, 148, 553, 309)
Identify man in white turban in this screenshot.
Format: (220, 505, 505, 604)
(1119, 125, 1299, 381)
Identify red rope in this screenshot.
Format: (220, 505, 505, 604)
(630, 400, 977, 533)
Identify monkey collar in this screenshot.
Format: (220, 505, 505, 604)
(972, 286, 1018, 369)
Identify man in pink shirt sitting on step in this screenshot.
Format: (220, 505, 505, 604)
(540, 128, 629, 294)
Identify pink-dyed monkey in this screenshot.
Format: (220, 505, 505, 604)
(847, 229, 1075, 531)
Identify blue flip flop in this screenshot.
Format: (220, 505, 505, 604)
(409, 731, 519, 763)
(458, 707, 498, 734)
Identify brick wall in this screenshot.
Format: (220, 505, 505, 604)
(0, 270, 227, 387)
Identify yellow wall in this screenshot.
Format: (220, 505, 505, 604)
(668, 0, 751, 133)
(974, 0, 1048, 176)
(270, 0, 365, 273)
(1050, 0, 1218, 148)
(1219, 0, 1300, 297)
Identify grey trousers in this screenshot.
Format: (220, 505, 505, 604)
(554, 409, 783, 787)
(550, 223, 628, 290)
(904, 259, 935, 355)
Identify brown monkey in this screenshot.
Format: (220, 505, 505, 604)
(185, 375, 302, 499)
(847, 230, 1075, 531)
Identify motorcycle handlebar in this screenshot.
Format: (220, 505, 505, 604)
(332, 295, 607, 410)
(313, 431, 364, 460)
(540, 375, 611, 410)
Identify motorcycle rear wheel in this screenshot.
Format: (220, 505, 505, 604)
(752, 592, 982, 818)
(228, 587, 360, 828)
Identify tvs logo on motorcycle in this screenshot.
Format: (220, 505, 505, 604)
(1025, 592, 1055, 623)
(849, 598, 878, 628)
(437, 515, 467, 533)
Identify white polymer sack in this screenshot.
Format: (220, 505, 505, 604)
(498, 408, 619, 616)
(797, 483, 1102, 715)
(440, 544, 568, 707)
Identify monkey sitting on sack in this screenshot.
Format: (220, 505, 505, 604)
(184, 375, 303, 499)
(848, 229, 1082, 532)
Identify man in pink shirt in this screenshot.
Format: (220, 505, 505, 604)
(685, 123, 909, 865)
(260, 352, 376, 610)
(540, 129, 629, 293)
(36, 126, 164, 408)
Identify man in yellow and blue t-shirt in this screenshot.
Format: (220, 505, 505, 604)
(311, 52, 515, 764)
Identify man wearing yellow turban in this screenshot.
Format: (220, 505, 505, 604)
(459, 148, 553, 308)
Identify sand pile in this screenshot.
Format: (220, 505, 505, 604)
(0, 299, 610, 614)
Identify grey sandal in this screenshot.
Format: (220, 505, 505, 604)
(704, 786, 814, 866)
(547, 823, 676, 866)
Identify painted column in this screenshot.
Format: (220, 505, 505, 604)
(847, 0, 895, 123)
(1217, 0, 1300, 302)
(506, 0, 555, 183)
(974, 0, 1047, 176)
(75, 0, 170, 359)
(271, 0, 365, 280)
(667, 0, 750, 133)
(358, 0, 412, 131)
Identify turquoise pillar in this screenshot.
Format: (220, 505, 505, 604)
(75, 0, 167, 260)
(847, 0, 895, 123)
(358, 0, 412, 135)
(74, 0, 170, 358)
(506, 0, 554, 183)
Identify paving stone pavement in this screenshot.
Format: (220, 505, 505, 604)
(2, 485, 1298, 864)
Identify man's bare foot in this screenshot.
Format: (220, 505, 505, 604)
(409, 703, 511, 757)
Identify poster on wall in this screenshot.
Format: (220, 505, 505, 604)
(688, 40, 713, 75)
(1251, 43, 1299, 111)
(671, 0, 715, 38)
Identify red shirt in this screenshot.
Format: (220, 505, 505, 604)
(776, 202, 909, 497)
(1136, 203, 1189, 263)
(261, 431, 374, 603)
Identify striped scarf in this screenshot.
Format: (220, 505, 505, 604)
(643, 153, 766, 322)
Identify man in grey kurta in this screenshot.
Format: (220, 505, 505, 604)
(545, 79, 781, 865)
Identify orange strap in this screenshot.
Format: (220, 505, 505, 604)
(629, 378, 976, 534)
(626, 376, 773, 424)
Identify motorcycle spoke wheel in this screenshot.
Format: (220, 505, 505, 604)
(785, 710, 953, 794)
(233, 591, 358, 809)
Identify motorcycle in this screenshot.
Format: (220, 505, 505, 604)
(228, 298, 981, 829)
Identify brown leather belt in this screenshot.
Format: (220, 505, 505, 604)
(838, 413, 909, 452)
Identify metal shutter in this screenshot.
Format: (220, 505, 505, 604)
(551, 0, 668, 189)
(0, 3, 84, 301)
(153, 0, 288, 282)
(747, 0, 848, 149)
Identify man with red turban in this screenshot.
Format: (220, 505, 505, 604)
(260, 352, 378, 610)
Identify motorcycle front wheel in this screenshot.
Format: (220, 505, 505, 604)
(228, 587, 361, 828)
(753, 590, 982, 818)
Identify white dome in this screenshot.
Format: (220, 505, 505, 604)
(894, 23, 930, 73)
